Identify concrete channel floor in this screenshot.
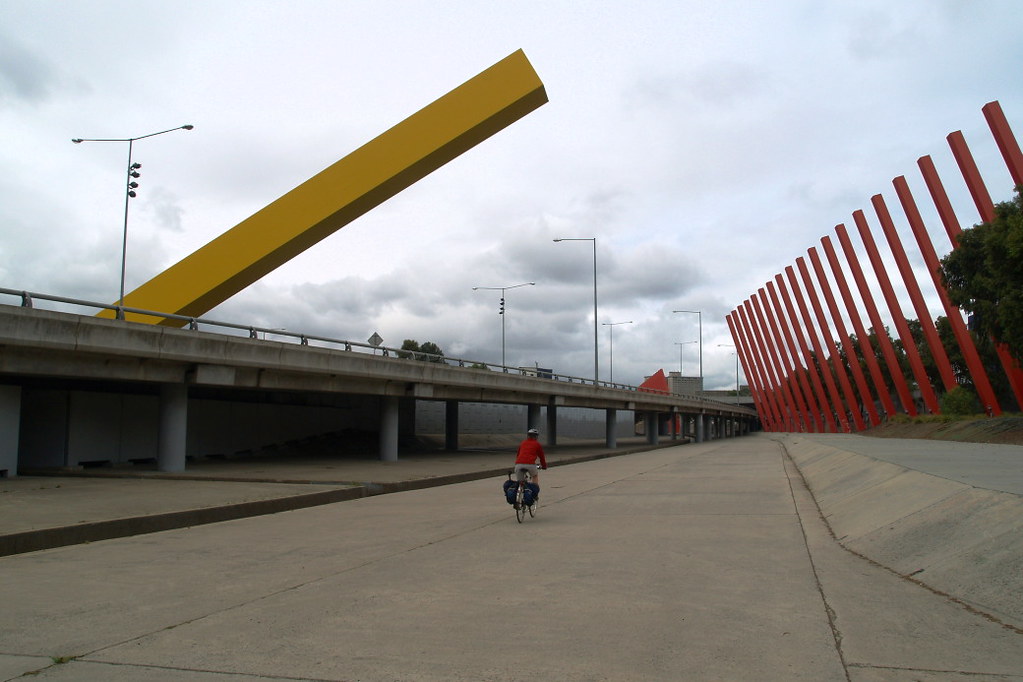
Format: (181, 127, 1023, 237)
(1, 434, 1022, 681)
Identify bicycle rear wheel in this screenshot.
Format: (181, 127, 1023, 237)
(515, 486, 525, 523)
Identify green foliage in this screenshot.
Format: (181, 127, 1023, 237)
(940, 187, 1023, 362)
(940, 386, 981, 416)
(398, 339, 445, 362)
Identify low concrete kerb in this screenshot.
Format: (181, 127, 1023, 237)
(2, 441, 678, 558)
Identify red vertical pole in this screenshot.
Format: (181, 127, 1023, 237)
(871, 193, 958, 391)
(918, 155, 965, 246)
(727, 312, 771, 430)
(982, 100, 1023, 187)
(806, 247, 881, 426)
(785, 265, 851, 432)
(756, 288, 812, 431)
(852, 209, 940, 414)
(835, 222, 918, 415)
(893, 175, 1002, 415)
(775, 274, 835, 432)
(744, 298, 797, 431)
(737, 303, 784, 430)
(948, 131, 996, 223)
(765, 280, 824, 432)
(796, 257, 866, 431)
(944, 133, 1023, 408)
(821, 234, 899, 419)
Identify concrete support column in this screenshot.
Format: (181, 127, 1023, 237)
(527, 404, 541, 433)
(158, 384, 188, 473)
(444, 400, 459, 451)
(645, 412, 659, 444)
(696, 414, 705, 443)
(670, 412, 679, 440)
(605, 408, 618, 448)
(546, 402, 558, 447)
(379, 396, 399, 462)
(0, 385, 21, 477)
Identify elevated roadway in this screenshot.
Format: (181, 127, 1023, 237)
(0, 303, 755, 475)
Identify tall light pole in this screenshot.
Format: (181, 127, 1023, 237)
(472, 282, 534, 367)
(602, 320, 632, 384)
(718, 343, 740, 404)
(673, 309, 702, 392)
(675, 340, 697, 374)
(72, 124, 194, 317)
(553, 237, 598, 383)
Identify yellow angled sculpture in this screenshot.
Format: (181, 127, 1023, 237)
(105, 49, 547, 325)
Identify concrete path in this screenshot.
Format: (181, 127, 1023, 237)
(2, 435, 1021, 681)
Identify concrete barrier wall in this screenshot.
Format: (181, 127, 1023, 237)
(780, 434, 1023, 630)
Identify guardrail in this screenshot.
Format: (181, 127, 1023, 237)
(1, 286, 695, 399)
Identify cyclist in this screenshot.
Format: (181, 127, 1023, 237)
(514, 427, 548, 491)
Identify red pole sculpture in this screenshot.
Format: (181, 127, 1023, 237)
(747, 297, 800, 431)
(944, 132, 1023, 408)
(766, 280, 824, 432)
(756, 288, 812, 431)
(983, 100, 1023, 187)
(796, 257, 866, 431)
(727, 312, 771, 430)
(871, 193, 958, 392)
(852, 209, 940, 414)
(820, 235, 899, 419)
(785, 265, 851, 432)
(806, 247, 881, 426)
(775, 274, 835, 432)
(737, 303, 785, 430)
(835, 223, 918, 416)
(892, 175, 1002, 415)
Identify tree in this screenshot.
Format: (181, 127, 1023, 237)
(940, 187, 1023, 362)
(398, 339, 445, 363)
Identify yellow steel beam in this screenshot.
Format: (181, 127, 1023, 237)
(107, 49, 547, 325)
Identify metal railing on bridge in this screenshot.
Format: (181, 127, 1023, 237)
(1, 286, 690, 399)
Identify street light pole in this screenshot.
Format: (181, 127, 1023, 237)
(72, 124, 194, 317)
(553, 237, 598, 383)
(675, 340, 697, 375)
(718, 343, 740, 404)
(472, 282, 535, 367)
(673, 309, 702, 391)
(602, 321, 633, 384)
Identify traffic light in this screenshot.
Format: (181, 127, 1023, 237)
(499, 297, 505, 314)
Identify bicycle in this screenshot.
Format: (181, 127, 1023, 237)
(507, 469, 538, 523)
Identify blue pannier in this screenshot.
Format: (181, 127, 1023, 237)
(503, 480, 517, 505)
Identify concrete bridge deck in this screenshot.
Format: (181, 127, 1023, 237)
(1, 433, 1021, 681)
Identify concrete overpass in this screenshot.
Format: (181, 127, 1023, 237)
(0, 300, 755, 476)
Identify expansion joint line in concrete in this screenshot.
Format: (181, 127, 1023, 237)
(778, 448, 852, 682)
(30, 658, 339, 682)
(71, 511, 516, 669)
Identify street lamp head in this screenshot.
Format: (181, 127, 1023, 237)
(181, 124, 194, 130)
(552, 238, 562, 242)
(71, 138, 83, 144)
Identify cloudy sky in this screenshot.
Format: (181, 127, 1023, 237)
(2, 1, 1021, 390)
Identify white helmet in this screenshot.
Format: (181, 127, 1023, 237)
(527, 428, 539, 436)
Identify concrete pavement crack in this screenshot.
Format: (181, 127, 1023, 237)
(780, 445, 853, 682)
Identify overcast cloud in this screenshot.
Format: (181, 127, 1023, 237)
(1, 1, 1021, 390)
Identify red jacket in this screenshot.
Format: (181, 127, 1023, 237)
(515, 437, 547, 468)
